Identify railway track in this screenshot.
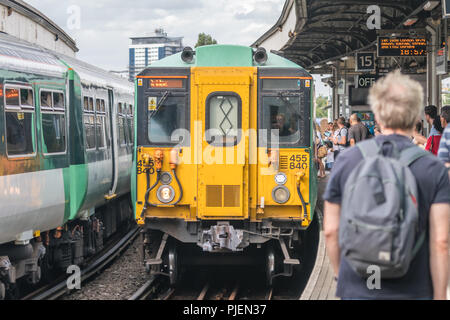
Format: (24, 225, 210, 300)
(22, 225, 140, 300)
(129, 216, 321, 301)
(130, 268, 289, 301)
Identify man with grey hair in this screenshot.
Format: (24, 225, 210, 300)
(323, 70, 450, 300)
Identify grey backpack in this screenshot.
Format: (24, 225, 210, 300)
(339, 139, 428, 279)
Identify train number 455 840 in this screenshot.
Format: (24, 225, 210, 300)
(289, 154, 308, 169)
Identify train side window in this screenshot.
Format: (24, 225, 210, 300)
(205, 93, 241, 145)
(40, 90, 66, 154)
(40, 91, 52, 110)
(20, 88, 34, 108)
(5, 88, 20, 107)
(4, 86, 36, 156)
(101, 99, 111, 147)
(83, 96, 96, 150)
(118, 102, 127, 146)
(127, 104, 134, 145)
(95, 98, 106, 149)
(89, 98, 94, 111)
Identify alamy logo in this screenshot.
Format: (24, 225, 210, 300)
(66, 265, 81, 290)
(367, 5, 381, 30)
(366, 265, 381, 290)
(67, 5, 81, 30)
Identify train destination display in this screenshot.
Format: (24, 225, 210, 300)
(377, 37, 427, 57)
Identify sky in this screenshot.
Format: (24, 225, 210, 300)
(26, 0, 330, 97)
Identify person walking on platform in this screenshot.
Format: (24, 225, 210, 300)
(348, 114, 370, 146)
(323, 70, 450, 300)
(438, 106, 450, 177)
(332, 117, 348, 160)
(424, 105, 443, 155)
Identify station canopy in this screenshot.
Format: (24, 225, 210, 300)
(253, 0, 445, 73)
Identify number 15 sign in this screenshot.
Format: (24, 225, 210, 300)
(355, 52, 376, 72)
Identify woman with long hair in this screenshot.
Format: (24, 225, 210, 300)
(424, 105, 443, 155)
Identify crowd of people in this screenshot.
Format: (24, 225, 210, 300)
(315, 103, 450, 179)
(320, 70, 450, 300)
(315, 114, 373, 178)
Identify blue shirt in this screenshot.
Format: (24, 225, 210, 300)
(323, 134, 450, 299)
(438, 124, 450, 163)
(429, 125, 439, 137)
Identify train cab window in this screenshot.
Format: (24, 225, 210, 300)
(83, 96, 96, 150)
(261, 96, 301, 145)
(40, 90, 66, 154)
(4, 86, 36, 156)
(205, 93, 241, 145)
(148, 95, 186, 144)
(95, 98, 106, 149)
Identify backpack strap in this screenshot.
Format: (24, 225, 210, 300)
(399, 145, 429, 259)
(356, 139, 380, 159)
(412, 231, 426, 258)
(399, 146, 429, 167)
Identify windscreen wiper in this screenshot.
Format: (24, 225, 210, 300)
(149, 91, 170, 119)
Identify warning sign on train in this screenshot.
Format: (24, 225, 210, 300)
(148, 97, 157, 110)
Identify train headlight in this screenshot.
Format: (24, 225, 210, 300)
(157, 185, 175, 203)
(272, 186, 290, 204)
(274, 172, 287, 185)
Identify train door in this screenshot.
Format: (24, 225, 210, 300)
(107, 88, 118, 197)
(194, 67, 254, 219)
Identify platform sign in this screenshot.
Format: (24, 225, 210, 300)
(355, 52, 375, 72)
(444, 0, 450, 18)
(356, 74, 379, 88)
(377, 37, 427, 57)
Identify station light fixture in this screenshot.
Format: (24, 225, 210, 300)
(314, 65, 322, 69)
(423, 1, 440, 11)
(340, 56, 349, 61)
(403, 17, 419, 26)
(326, 61, 334, 65)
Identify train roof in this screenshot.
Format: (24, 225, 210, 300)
(56, 53, 133, 95)
(148, 44, 303, 69)
(0, 33, 133, 94)
(0, 32, 67, 77)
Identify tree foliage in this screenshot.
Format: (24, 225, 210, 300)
(315, 95, 329, 119)
(195, 33, 218, 48)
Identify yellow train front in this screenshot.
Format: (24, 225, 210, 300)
(133, 45, 318, 285)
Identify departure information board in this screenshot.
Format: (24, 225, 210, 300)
(377, 37, 427, 57)
(149, 78, 184, 88)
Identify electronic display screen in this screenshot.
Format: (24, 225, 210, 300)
(378, 37, 427, 57)
(262, 79, 304, 90)
(149, 79, 184, 88)
(349, 87, 370, 106)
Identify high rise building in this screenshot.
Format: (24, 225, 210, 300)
(129, 28, 183, 80)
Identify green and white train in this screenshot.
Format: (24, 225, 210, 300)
(0, 33, 134, 298)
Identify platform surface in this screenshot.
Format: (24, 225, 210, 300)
(300, 174, 338, 300)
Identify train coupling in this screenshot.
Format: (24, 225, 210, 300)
(201, 222, 244, 252)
